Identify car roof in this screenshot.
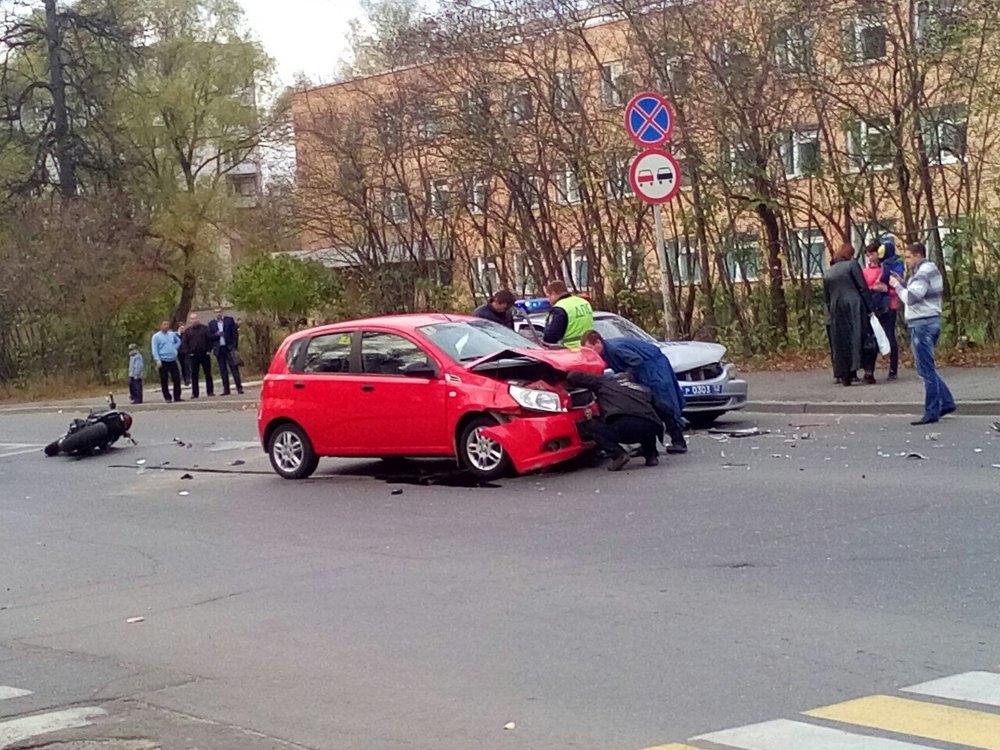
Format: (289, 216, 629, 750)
(285, 313, 475, 342)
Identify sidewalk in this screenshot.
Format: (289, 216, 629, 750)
(744, 367, 1000, 416)
(2, 370, 997, 417)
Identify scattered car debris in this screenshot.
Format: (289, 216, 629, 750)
(231, 459, 246, 466)
(180, 473, 193, 480)
(906, 452, 928, 460)
(709, 427, 767, 438)
(136, 458, 147, 465)
(125, 616, 145, 624)
(974, 448, 984, 453)
(178, 490, 190, 496)
(790, 422, 827, 428)
(721, 462, 750, 469)
(503, 722, 516, 731)
(391, 489, 403, 496)
(925, 433, 941, 441)
(992, 464, 1000, 470)
(992, 421, 1000, 433)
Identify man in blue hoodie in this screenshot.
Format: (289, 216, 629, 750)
(151, 320, 182, 402)
(581, 330, 688, 454)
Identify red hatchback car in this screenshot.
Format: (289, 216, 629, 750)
(258, 314, 605, 480)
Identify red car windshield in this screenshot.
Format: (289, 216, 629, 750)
(418, 320, 540, 363)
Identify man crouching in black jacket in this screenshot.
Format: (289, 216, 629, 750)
(566, 370, 664, 471)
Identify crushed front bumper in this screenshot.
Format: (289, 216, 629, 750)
(480, 409, 592, 475)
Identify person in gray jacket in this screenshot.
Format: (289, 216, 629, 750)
(889, 242, 956, 425)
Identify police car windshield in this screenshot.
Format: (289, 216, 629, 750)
(593, 315, 658, 342)
(418, 320, 540, 363)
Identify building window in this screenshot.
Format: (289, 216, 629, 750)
(925, 216, 966, 269)
(606, 155, 634, 199)
(456, 88, 490, 123)
(386, 190, 408, 222)
(600, 62, 626, 108)
(566, 248, 590, 290)
(921, 104, 968, 164)
(915, 0, 964, 45)
(655, 53, 688, 94)
(228, 173, 258, 197)
(780, 129, 821, 177)
(725, 233, 760, 282)
(846, 117, 893, 171)
(471, 256, 499, 299)
(416, 107, 442, 141)
(553, 70, 580, 116)
(851, 219, 897, 250)
(555, 167, 581, 205)
(506, 80, 533, 124)
(376, 107, 402, 148)
(467, 175, 489, 215)
(844, 14, 888, 63)
(669, 239, 701, 285)
(429, 179, 451, 218)
(790, 228, 826, 279)
(774, 24, 815, 73)
(721, 141, 754, 181)
(616, 244, 646, 285)
(513, 253, 535, 296)
(712, 38, 748, 78)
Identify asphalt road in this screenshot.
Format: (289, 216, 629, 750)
(2, 406, 999, 750)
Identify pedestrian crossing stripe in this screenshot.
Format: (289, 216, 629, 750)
(638, 669, 1000, 750)
(805, 694, 1000, 750)
(903, 670, 1000, 707)
(0, 687, 32, 701)
(0, 707, 106, 748)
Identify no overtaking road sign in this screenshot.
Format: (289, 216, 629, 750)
(629, 149, 681, 205)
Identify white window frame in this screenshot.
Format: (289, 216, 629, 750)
(774, 24, 815, 73)
(507, 80, 533, 124)
(847, 118, 893, 172)
(922, 105, 968, 165)
(791, 228, 826, 279)
(845, 14, 888, 64)
(429, 179, 451, 218)
(656, 53, 686, 93)
(606, 155, 634, 199)
(722, 140, 754, 181)
(467, 175, 489, 215)
(725, 233, 760, 282)
(780, 129, 821, 177)
(566, 247, 590, 290)
(600, 61, 626, 108)
(386, 190, 408, 223)
(555, 167, 581, 205)
(850, 220, 897, 251)
(925, 217, 965, 269)
(553, 70, 580, 116)
(471, 256, 499, 299)
(915, 0, 963, 42)
(670, 238, 701, 285)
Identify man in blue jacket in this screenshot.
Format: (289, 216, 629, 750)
(581, 330, 688, 454)
(151, 320, 182, 402)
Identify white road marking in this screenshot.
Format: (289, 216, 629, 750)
(903, 670, 1000, 707)
(0, 443, 43, 459)
(694, 718, 937, 750)
(0, 707, 106, 748)
(0, 687, 32, 701)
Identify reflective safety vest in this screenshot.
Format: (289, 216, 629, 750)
(554, 295, 594, 348)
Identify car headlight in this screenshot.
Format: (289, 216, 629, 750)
(509, 384, 563, 413)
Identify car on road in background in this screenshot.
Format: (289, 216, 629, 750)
(515, 304, 747, 425)
(258, 315, 606, 481)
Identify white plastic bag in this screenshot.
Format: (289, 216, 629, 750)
(870, 315, 891, 356)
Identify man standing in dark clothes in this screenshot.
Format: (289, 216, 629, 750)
(581, 330, 688, 454)
(566, 370, 664, 471)
(181, 312, 214, 398)
(473, 290, 516, 329)
(209, 307, 244, 395)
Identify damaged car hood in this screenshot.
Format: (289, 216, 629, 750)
(466, 347, 605, 374)
(655, 341, 727, 372)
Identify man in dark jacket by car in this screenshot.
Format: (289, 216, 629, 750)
(581, 330, 688, 454)
(473, 290, 516, 329)
(181, 312, 214, 398)
(566, 370, 664, 471)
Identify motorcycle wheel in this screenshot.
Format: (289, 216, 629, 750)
(59, 422, 110, 455)
(44, 440, 62, 457)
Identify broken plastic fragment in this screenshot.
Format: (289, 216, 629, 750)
(503, 722, 516, 730)
(906, 452, 928, 460)
(126, 616, 145, 624)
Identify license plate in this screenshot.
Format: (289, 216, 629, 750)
(683, 384, 724, 396)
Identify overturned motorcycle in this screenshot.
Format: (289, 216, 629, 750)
(44, 394, 135, 457)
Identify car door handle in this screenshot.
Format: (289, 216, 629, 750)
(361, 384, 375, 392)
(293, 382, 305, 389)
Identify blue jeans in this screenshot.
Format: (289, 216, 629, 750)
(909, 317, 955, 421)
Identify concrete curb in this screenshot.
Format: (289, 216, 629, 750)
(747, 400, 1000, 416)
(0, 398, 258, 416)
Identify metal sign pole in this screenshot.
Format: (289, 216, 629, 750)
(652, 203, 675, 340)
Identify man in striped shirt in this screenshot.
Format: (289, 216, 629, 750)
(889, 242, 956, 425)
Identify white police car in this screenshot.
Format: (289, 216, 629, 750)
(514, 300, 748, 425)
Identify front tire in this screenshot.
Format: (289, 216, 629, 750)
(268, 423, 319, 479)
(458, 416, 511, 481)
(44, 440, 62, 457)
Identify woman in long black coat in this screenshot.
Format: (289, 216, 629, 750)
(823, 243, 875, 386)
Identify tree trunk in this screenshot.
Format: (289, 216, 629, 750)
(173, 266, 197, 327)
(757, 202, 788, 344)
(45, 0, 76, 199)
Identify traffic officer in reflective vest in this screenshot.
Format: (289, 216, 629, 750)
(542, 280, 594, 348)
